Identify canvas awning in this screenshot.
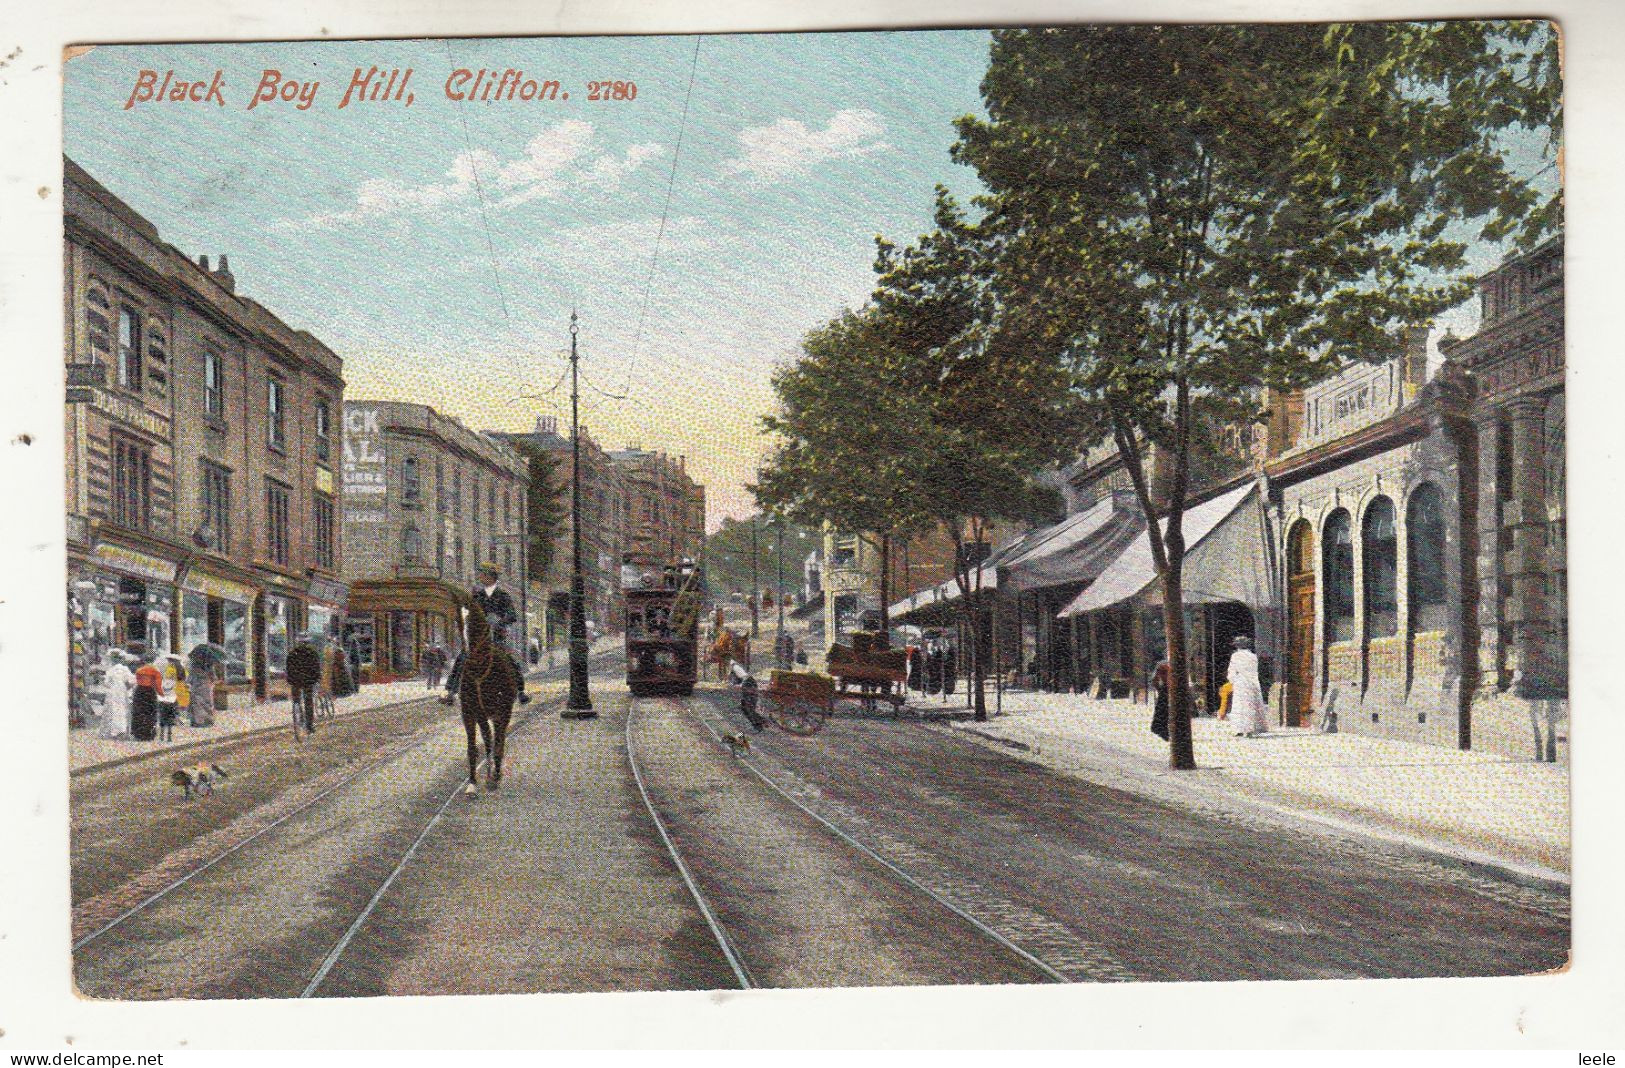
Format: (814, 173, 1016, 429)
(999, 494, 1142, 594)
(888, 567, 999, 621)
(1057, 482, 1260, 617)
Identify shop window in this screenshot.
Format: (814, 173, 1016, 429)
(1323, 509, 1354, 643)
(201, 461, 231, 551)
(266, 595, 291, 674)
(1407, 484, 1448, 633)
(1363, 497, 1398, 639)
(267, 377, 287, 452)
(111, 433, 153, 530)
(117, 306, 143, 390)
(266, 479, 291, 566)
(181, 591, 210, 654)
(222, 600, 248, 681)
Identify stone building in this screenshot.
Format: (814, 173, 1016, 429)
(608, 447, 706, 568)
(1262, 330, 1475, 747)
(64, 156, 346, 714)
(1440, 236, 1567, 760)
(342, 401, 528, 680)
(490, 416, 627, 645)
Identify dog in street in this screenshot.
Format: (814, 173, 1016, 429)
(171, 762, 229, 800)
(721, 733, 752, 758)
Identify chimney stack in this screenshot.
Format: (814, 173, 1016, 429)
(197, 254, 210, 271)
(214, 254, 236, 294)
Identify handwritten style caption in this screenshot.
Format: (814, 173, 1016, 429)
(123, 67, 639, 111)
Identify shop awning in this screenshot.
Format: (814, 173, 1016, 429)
(888, 567, 999, 621)
(999, 495, 1142, 594)
(346, 578, 465, 618)
(1057, 482, 1260, 617)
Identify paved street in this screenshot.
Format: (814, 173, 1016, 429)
(71, 659, 1567, 999)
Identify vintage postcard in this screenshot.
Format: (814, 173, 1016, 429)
(8, 0, 1614, 1048)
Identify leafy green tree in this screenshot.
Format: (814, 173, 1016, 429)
(755, 308, 935, 636)
(867, 190, 1074, 720)
(953, 22, 1559, 766)
(510, 440, 567, 588)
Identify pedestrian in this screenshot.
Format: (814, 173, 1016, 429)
(185, 645, 220, 728)
(1225, 636, 1270, 737)
(98, 649, 135, 739)
(1149, 658, 1172, 741)
(443, 564, 530, 705)
(131, 655, 161, 741)
(422, 644, 446, 690)
(155, 654, 187, 742)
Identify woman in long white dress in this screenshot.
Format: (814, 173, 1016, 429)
(1225, 636, 1270, 737)
(98, 650, 135, 739)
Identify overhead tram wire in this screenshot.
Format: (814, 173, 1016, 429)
(443, 38, 566, 395)
(616, 34, 703, 401)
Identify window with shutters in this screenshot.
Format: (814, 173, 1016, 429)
(266, 479, 291, 566)
(201, 461, 231, 551)
(204, 350, 226, 422)
(267, 377, 287, 452)
(313, 492, 335, 569)
(117, 306, 143, 390)
(314, 399, 332, 464)
(111, 433, 152, 530)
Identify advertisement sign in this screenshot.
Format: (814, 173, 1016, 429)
(343, 405, 387, 522)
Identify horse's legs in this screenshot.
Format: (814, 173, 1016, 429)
(477, 717, 494, 786)
(463, 715, 480, 792)
(491, 713, 508, 786)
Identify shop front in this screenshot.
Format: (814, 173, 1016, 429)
(177, 565, 258, 687)
(67, 536, 184, 727)
(345, 577, 463, 683)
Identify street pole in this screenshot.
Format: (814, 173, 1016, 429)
(563, 310, 595, 718)
(749, 517, 760, 639)
(775, 521, 786, 666)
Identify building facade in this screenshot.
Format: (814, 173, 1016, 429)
(490, 416, 627, 645)
(342, 401, 528, 680)
(609, 447, 705, 570)
(65, 156, 346, 716)
(1441, 237, 1567, 760)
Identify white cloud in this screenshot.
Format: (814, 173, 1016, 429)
(726, 109, 889, 181)
(301, 122, 663, 224)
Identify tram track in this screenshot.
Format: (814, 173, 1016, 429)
(625, 695, 1084, 988)
(73, 696, 561, 997)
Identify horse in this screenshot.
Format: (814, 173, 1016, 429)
(457, 596, 518, 794)
(709, 628, 749, 680)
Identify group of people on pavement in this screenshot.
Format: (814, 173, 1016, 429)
(96, 643, 226, 742)
(1150, 635, 1270, 741)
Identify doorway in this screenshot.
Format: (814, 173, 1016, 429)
(1205, 601, 1256, 714)
(1286, 520, 1316, 727)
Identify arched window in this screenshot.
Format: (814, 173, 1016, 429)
(1407, 484, 1448, 633)
(1363, 496, 1398, 639)
(402, 526, 421, 562)
(1324, 510, 1354, 643)
(403, 456, 421, 502)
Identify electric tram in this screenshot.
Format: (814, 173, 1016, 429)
(623, 556, 702, 697)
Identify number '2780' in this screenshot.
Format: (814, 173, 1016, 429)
(587, 81, 637, 100)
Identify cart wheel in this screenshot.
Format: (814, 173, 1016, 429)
(770, 697, 826, 736)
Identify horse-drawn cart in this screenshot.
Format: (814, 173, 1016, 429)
(827, 641, 910, 714)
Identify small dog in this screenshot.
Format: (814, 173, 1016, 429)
(721, 733, 752, 758)
(171, 762, 229, 800)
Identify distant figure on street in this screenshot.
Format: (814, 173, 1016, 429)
(443, 564, 529, 705)
(286, 640, 324, 735)
(1149, 658, 1172, 741)
(1225, 636, 1270, 737)
(422, 644, 447, 690)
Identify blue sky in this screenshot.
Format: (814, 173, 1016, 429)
(63, 30, 1557, 526)
(64, 32, 993, 525)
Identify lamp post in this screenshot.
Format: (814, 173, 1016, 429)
(774, 520, 787, 665)
(563, 310, 595, 718)
(749, 517, 760, 639)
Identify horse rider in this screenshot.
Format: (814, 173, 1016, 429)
(442, 563, 531, 705)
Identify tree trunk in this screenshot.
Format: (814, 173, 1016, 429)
(1161, 562, 1196, 770)
(879, 532, 892, 636)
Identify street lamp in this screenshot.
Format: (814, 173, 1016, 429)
(749, 517, 760, 639)
(563, 310, 595, 719)
(774, 519, 787, 666)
